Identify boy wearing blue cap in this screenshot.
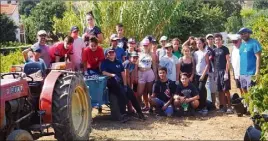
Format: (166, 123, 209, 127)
(237, 27, 262, 93)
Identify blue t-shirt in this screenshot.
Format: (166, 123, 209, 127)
(239, 38, 262, 75)
(100, 59, 124, 79)
(104, 47, 126, 63)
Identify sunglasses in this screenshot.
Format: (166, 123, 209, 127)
(39, 34, 47, 37)
(232, 40, 239, 44)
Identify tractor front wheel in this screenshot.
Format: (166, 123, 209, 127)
(6, 130, 33, 141)
(52, 73, 91, 141)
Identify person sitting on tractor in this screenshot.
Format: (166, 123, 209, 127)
(150, 67, 176, 117)
(123, 51, 145, 120)
(22, 46, 47, 74)
(82, 37, 105, 76)
(173, 73, 200, 114)
(49, 36, 74, 63)
(101, 48, 129, 122)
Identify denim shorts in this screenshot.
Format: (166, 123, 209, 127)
(151, 98, 173, 116)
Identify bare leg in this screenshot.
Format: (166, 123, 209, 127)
(191, 100, 200, 109)
(225, 90, 231, 108)
(137, 83, 146, 106)
(219, 91, 226, 108)
(144, 82, 154, 108)
(239, 88, 244, 96)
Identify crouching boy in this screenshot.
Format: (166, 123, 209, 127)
(149, 67, 176, 117)
(174, 73, 200, 112)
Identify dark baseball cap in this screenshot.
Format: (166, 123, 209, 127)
(105, 48, 115, 56)
(32, 47, 42, 53)
(129, 51, 139, 57)
(71, 26, 79, 32)
(237, 27, 253, 34)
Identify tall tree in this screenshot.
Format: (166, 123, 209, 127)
(0, 13, 17, 43)
(22, 0, 66, 43)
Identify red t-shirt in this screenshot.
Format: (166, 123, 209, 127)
(82, 46, 104, 69)
(49, 42, 73, 62)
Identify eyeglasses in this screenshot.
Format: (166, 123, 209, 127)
(72, 31, 78, 33)
(87, 18, 93, 21)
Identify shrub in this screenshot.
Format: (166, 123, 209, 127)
(0, 50, 24, 73)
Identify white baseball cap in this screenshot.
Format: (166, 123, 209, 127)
(159, 36, 168, 41)
(37, 30, 47, 35)
(228, 34, 241, 40)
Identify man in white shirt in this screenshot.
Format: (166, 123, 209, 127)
(228, 34, 243, 95)
(159, 43, 179, 83)
(70, 26, 86, 71)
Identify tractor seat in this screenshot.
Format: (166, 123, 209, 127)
(24, 62, 44, 95)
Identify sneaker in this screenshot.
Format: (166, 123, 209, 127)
(142, 106, 150, 111)
(217, 108, 227, 113)
(120, 114, 130, 123)
(138, 113, 146, 121)
(200, 108, 208, 116)
(149, 108, 154, 114)
(226, 108, 233, 114)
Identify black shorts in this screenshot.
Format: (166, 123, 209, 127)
(215, 70, 231, 92)
(235, 79, 241, 88)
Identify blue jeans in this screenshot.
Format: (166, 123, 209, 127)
(151, 98, 173, 116)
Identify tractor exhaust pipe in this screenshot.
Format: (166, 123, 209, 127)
(15, 111, 34, 124)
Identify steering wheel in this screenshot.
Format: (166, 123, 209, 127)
(26, 75, 34, 82)
(1, 73, 21, 79)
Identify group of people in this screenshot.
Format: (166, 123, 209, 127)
(22, 11, 262, 122)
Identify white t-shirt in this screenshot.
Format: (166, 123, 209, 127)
(156, 48, 166, 61)
(138, 53, 152, 69)
(159, 55, 179, 81)
(231, 46, 240, 79)
(194, 49, 207, 76)
(72, 37, 85, 65)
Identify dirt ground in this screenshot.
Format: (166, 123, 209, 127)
(39, 74, 252, 140)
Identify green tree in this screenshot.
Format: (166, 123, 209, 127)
(253, 0, 268, 10)
(22, 0, 66, 43)
(19, 1, 39, 16)
(0, 13, 17, 43)
(165, 0, 225, 41)
(53, 2, 84, 37)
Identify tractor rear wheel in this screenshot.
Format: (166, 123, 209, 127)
(6, 129, 33, 141)
(52, 73, 91, 141)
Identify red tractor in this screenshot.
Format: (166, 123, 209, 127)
(0, 62, 92, 140)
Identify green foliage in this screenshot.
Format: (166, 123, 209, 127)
(0, 14, 17, 43)
(165, 0, 225, 41)
(22, 0, 66, 43)
(0, 50, 24, 73)
(53, 2, 84, 37)
(0, 42, 30, 48)
(225, 15, 243, 33)
(19, 1, 38, 16)
(253, 0, 268, 10)
(84, 0, 179, 43)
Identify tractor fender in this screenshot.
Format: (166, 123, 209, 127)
(39, 71, 62, 123)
